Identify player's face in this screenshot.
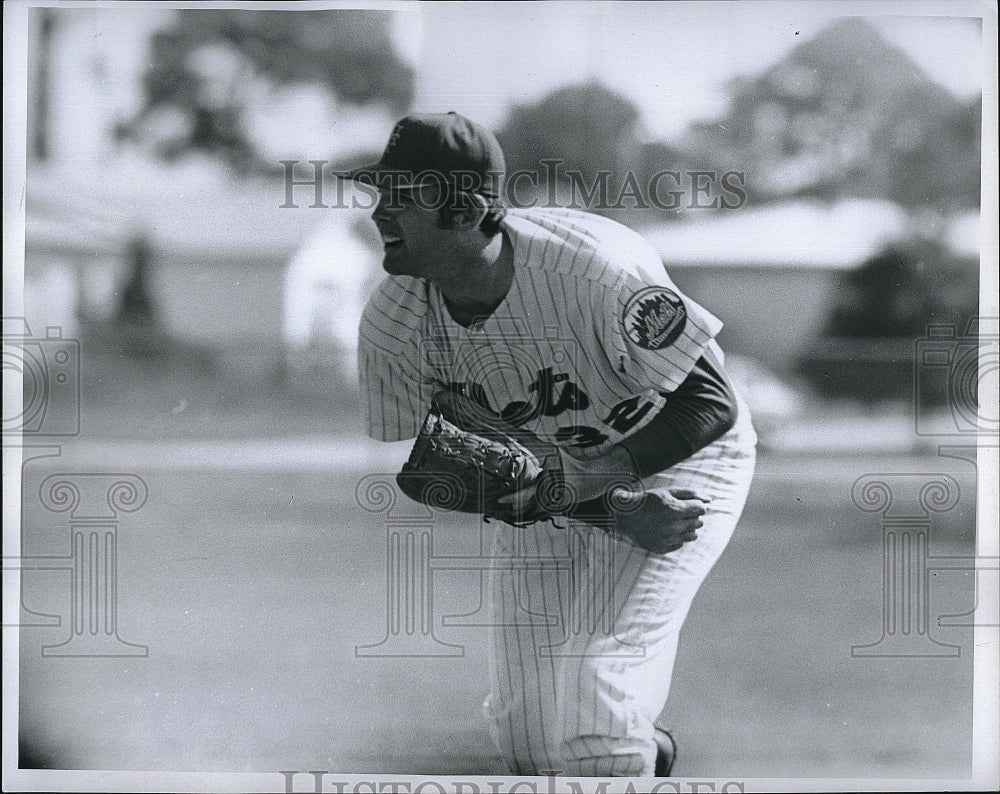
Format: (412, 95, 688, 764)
(371, 185, 455, 278)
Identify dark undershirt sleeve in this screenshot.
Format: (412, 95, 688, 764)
(564, 355, 738, 524)
(619, 354, 738, 478)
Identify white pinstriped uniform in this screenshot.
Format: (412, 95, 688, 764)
(359, 207, 756, 776)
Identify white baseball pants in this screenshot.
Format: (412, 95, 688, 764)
(484, 445, 756, 777)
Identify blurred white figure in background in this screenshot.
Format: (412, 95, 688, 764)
(283, 203, 381, 387)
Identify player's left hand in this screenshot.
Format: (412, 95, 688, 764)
(396, 389, 568, 526)
(496, 481, 539, 516)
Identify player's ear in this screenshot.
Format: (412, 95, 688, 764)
(448, 193, 489, 231)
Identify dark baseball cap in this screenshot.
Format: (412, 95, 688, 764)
(342, 112, 506, 199)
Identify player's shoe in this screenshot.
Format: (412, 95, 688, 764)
(653, 728, 677, 776)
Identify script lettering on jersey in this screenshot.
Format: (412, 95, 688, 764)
(603, 394, 655, 434)
(447, 372, 660, 451)
(499, 367, 590, 425)
(446, 368, 590, 426)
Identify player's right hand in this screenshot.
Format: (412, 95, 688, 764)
(610, 487, 708, 555)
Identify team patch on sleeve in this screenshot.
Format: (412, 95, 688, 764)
(621, 287, 688, 350)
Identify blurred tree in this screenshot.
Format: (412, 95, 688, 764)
(823, 246, 936, 339)
(797, 241, 979, 403)
(635, 140, 691, 186)
(888, 96, 982, 210)
(831, 242, 977, 335)
(100, 232, 171, 361)
(680, 19, 981, 210)
(116, 234, 158, 329)
(497, 80, 642, 184)
(118, 9, 414, 173)
(496, 81, 701, 224)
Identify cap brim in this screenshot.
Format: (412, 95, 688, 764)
(336, 167, 501, 200)
(335, 164, 378, 184)
(335, 166, 429, 191)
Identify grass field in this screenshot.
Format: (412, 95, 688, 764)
(15, 445, 979, 781)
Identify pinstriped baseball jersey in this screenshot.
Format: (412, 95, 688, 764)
(358, 207, 754, 464)
(359, 205, 757, 776)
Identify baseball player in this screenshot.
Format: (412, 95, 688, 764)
(348, 113, 756, 777)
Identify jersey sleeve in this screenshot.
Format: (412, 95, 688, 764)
(357, 281, 435, 441)
(358, 342, 433, 441)
(598, 272, 723, 394)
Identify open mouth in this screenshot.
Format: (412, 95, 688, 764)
(380, 231, 404, 251)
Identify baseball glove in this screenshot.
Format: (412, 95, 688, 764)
(396, 389, 568, 524)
